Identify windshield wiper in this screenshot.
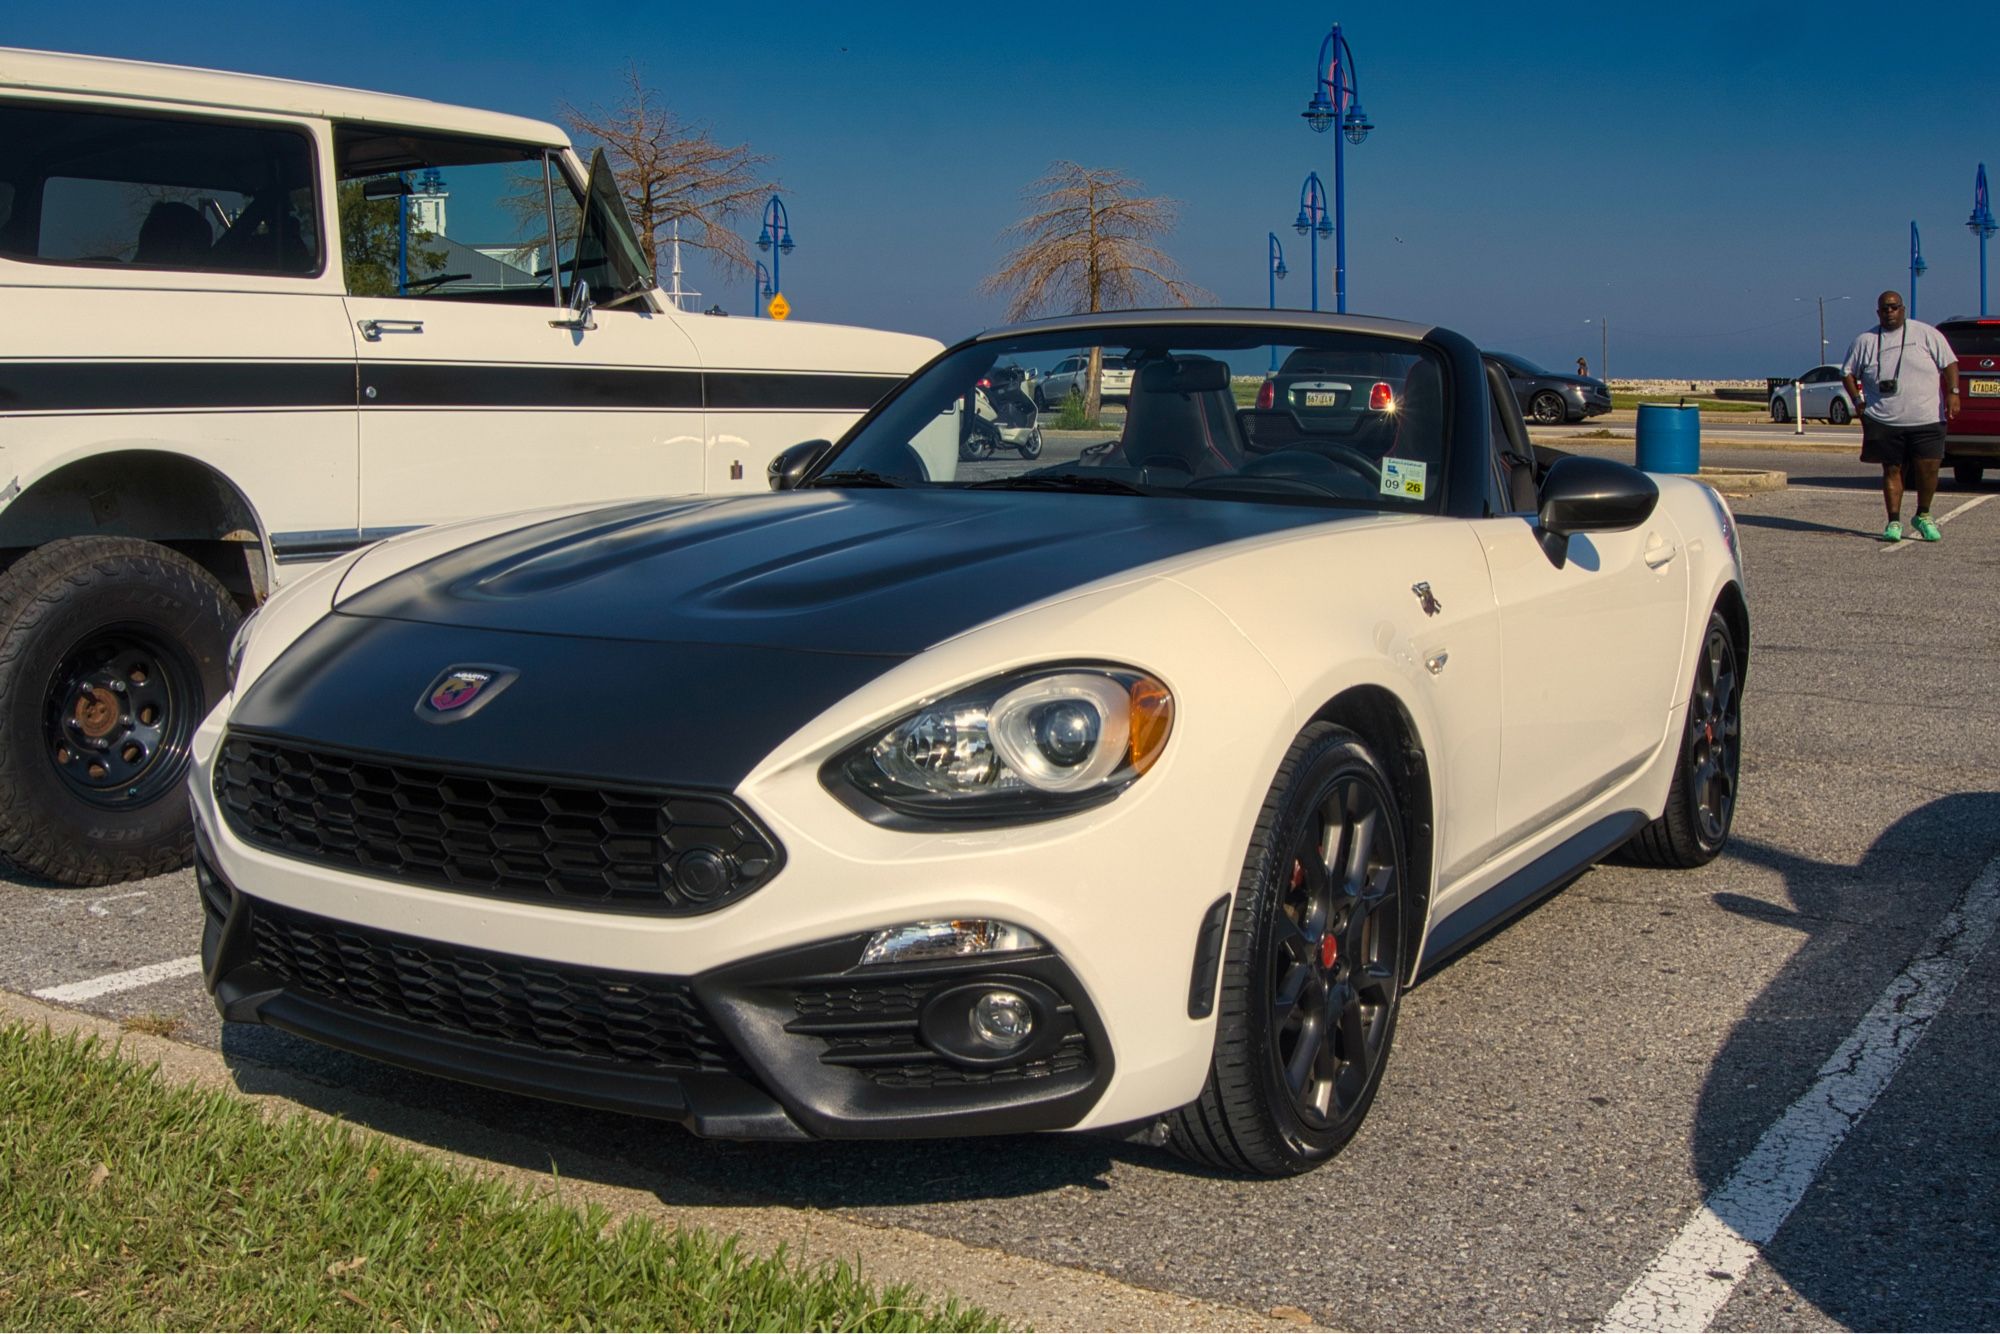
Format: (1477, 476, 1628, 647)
(801, 469, 906, 489)
(966, 473, 1150, 495)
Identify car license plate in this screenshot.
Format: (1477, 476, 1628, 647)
(1301, 391, 1339, 407)
(1969, 378, 2000, 397)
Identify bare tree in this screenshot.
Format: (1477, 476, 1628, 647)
(982, 162, 1208, 417)
(560, 66, 775, 280)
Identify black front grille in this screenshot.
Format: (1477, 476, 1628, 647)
(246, 896, 736, 1073)
(215, 735, 782, 915)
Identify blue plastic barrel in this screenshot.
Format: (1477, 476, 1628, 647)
(1634, 403, 1700, 473)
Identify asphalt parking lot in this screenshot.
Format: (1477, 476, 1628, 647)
(4, 443, 1995, 1332)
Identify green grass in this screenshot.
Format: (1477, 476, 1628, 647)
(1610, 393, 1764, 414)
(0, 1025, 1002, 1332)
(1053, 389, 1100, 430)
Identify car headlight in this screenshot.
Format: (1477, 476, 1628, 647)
(225, 606, 263, 693)
(824, 665, 1173, 827)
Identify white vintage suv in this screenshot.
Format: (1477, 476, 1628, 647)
(0, 48, 940, 886)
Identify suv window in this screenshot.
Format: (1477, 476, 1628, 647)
(0, 100, 319, 275)
(335, 128, 562, 302)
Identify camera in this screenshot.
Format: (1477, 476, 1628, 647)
(1878, 378, 1899, 396)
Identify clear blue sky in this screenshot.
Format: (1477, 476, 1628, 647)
(12, 0, 1999, 376)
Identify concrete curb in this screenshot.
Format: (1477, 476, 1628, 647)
(0, 989, 1312, 1333)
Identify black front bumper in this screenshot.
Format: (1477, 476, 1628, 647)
(198, 842, 1113, 1141)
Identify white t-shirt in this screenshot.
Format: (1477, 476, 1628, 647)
(1842, 319, 1956, 427)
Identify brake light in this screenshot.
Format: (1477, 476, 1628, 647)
(1256, 379, 1276, 410)
(976, 378, 991, 389)
(1369, 381, 1395, 412)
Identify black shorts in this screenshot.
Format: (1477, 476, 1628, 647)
(1860, 418, 1946, 466)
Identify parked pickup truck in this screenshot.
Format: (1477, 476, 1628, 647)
(0, 47, 941, 885)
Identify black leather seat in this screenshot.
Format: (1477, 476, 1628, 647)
(1117, 356, 1243, 477)
(133, 201, 211, 267)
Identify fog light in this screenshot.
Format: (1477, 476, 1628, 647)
(970, 989, 1035, 1048)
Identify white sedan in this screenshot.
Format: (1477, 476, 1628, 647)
(195, 310, 1747, 1177)
(1770, 364, 1856, 423)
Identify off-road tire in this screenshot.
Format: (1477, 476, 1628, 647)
(1170, 723, 1408, 1176)
(0, 536, 240, 885)
(1623, 610, 1741, 868)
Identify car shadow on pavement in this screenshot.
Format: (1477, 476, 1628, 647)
(218, 1023, 1173, 1208)
(1731, 513, 1878, 539)
(1693, 794, 2000, 1329)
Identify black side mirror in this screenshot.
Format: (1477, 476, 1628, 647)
(1534, 455, 1659, 568)
(769, 439, 832, 491)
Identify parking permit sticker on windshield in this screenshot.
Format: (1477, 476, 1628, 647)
(1381, 458, 1427, 500)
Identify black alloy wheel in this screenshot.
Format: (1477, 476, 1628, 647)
(1770, 396, 1791, 423)
(45, 627, 200, 809)
(1828, 398, 1851, 425)
(1531, 390, 1567, 424)
(1171, 724, 1408, 1176)
(1623, 610, 1742, 868)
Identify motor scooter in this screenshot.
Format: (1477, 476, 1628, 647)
(961, 365, 1044, 460)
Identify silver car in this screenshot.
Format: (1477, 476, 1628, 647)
(1770, 364, 1855, 424)
(1036, 352, 1135, 407)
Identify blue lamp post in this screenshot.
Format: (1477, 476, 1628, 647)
(1293, 173, 1333, 312)
(1910, 222, 1927, 320)
(754, 260, 773, 317)
(1267, 232, 1289, 370)
(1301, 22, 1374, 314)
(1970, 164, 1996, 318)
(755, 194, 795, 312)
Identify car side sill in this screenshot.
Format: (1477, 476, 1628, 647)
(1415, 809, 1646, 977)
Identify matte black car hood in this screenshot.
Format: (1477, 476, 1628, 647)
(332, 489, 1341, 655)
(230, 490, 1343, 788)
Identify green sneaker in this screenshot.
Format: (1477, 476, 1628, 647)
(1912, 513, 1942, 542)
(1882, 519, 1903, 542)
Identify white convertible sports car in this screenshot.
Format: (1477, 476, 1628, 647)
(194, 310, 1746, 1176)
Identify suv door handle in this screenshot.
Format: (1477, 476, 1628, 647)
(358, 319, 424, 340)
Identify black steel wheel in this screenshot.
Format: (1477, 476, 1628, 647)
(0, 536, 239, 885)
(1531, 390, 1567, 425)
(1770, 396, 1791, 423)
(1624, 610, 1742, 868)
(1828, 397, 1851, 425)
(1171, 724, 1408, 1176)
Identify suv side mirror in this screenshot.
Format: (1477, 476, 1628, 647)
(768, 439, 832, 490)
(550, 279, 596, 331)
(1535, 455, 1659, 568)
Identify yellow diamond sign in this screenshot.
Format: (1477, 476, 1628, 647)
(766, 292, 791, 320)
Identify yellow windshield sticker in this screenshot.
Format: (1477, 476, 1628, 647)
(1381, 458, 1427, 500)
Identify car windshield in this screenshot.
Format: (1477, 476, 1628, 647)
(815, 326, 1449, 513)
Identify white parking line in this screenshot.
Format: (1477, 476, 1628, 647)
(32, 954, 202, 1003)
(1879, 493, 1992, 553)
(1600, 852, 2000, 1332)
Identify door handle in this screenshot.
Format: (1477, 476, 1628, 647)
(358, 318, 424, 340)
(1643, 536, 1679, 569)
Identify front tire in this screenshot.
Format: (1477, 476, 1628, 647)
(1828, 398, 1851, 425)
(1531, 391, 1567, 425)
(1171, 724, 1409, 1176)
(1019, 428, 1044, 459)
(1770, 396, 1791, 423)
(1623, 611, 1741, 868)
(0, 537, 240, 885)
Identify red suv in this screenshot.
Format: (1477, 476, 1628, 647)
(1940, 318, 2000, 487)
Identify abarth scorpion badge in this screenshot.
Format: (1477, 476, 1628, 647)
(417, 665, 517, 722)
(1412, 582, 1442, 617)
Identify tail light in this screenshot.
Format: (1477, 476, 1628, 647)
(976, 377, 992, 389)
(1256, 379, 1276, 410)
(1369, 382, 1395, 412)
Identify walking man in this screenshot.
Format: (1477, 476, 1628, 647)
(1842, 291, 1960, 541)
